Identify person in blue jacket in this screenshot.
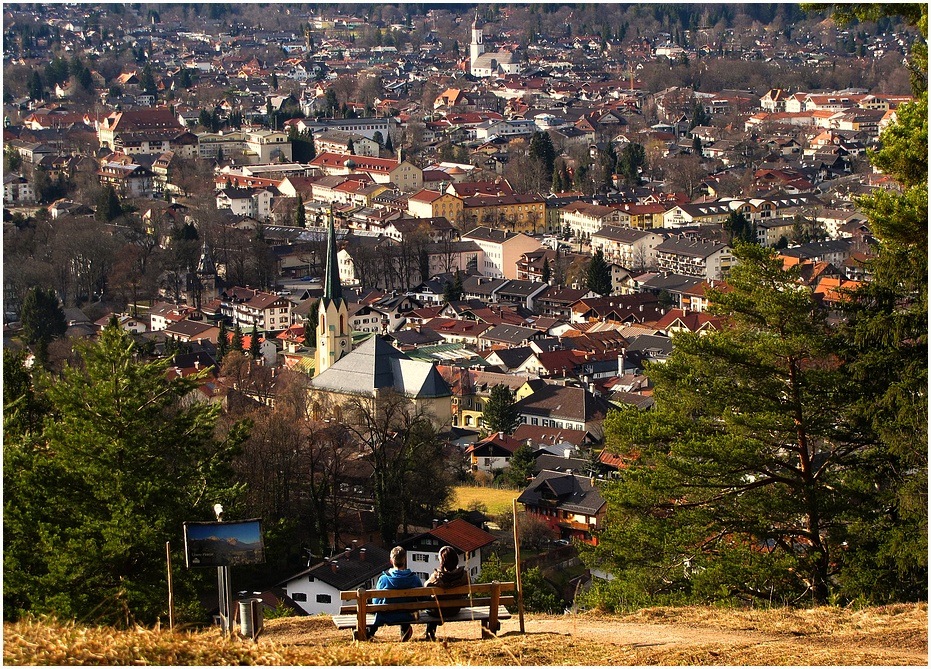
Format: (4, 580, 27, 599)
(367, 546, 422, 641)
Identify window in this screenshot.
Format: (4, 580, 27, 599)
(316, 594, 332, 604)
(412, 553, 429, 562)
(292, 592, 307, 601)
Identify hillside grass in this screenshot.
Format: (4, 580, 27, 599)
(5, 604, 926, 666)
(452, 485, 519, 517)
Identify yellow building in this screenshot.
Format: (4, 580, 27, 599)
(461, 194, 546, 236)
(406, 189, 464, 222)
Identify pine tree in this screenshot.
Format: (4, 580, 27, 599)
(95, 186, 122, 222)
(828, 4, 928, 601)
(231, 323, 244, 353)
(384, 133, 393, 153)
(502, 443, 535, 487)
(249, 325, 261, 360)
(542, 257, 551, 284)
(20, 287, 66, 364)
(528, 131, 557, 183)
(586, 249, 612, 296)
(482, 384, 520, 435)
(3, 325, 247, 623)
(216, 320, 229, 362)
(590, 244, 903, 606)
(295, 194, 306, 228)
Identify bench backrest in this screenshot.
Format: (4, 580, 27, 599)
(340, 581, 516, 605)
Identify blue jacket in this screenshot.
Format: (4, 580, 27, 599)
(373, 568, 423, 625)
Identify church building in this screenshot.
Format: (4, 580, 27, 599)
(469, 12, 521, 78)
(309, 211, 453, 428)
(313, 209, 353, 377)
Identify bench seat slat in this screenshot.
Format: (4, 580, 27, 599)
(333, 605, 511, 630)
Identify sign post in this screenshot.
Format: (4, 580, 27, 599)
(183, 517, 265, 636)
(217, 564, 232, 635)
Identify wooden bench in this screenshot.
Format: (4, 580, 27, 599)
(332, 581, 516, 641)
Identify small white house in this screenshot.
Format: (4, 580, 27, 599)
(277, 543, 391, 616)
(401, 518, 498, 583)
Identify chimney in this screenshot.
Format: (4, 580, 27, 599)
(194, 360, 200, 370)
(360, 548, 366, 561)
(330, 561, 338, 573)
(618, 350, 625, 376)
(432, 518, 440, 529)
(564, 448, 571, 459)
(498, 431, 504, 439)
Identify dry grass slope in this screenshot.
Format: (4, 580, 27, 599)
(4, 604, 927, 666)
(453, 485, 518, 516)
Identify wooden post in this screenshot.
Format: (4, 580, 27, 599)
(488, 581, 501, 635)
(166, 541, 175, 630)
(512, 498, 525, 634)
(355, 587, 368, 641)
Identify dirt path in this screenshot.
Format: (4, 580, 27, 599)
(263, 610, 928, 666)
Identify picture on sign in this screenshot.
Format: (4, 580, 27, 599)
(183, 519, 265, 568)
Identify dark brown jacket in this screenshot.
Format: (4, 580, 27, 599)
(424, 565, 470, 617)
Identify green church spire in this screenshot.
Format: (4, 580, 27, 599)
(323, 206, 343, 306)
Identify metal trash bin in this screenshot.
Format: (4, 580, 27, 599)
(238, 598, 263, 640)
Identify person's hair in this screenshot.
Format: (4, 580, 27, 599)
(439, 545, 458, 570)
(390, 545, 407, 569)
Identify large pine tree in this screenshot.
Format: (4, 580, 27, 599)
(588, 244, 898, 606)
(3, 325, 247, 624)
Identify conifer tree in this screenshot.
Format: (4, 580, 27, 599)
(585, 248, 612, 296)
(216, 320, 229, 362)
(231, 323, 244, 353)
(482, 384, 520, 435)
(20, 287, 66, 364)
(249, 325, 261, 360)
(295, 194, 306, 228)
(589, 244, 914, 606)
(3, 325, 247, 623)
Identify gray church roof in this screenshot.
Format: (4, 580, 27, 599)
(311, 335, 451, 399)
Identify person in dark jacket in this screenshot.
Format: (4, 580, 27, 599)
(367, 546, 422, 641)
(421, 545, 470, 641)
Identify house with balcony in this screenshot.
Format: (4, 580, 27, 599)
(653, 237, 734, 281)
(219, 286, 292, 333)
(560, 201, 629, 240)
(590, 226, 664, 272)
(517, 470, 606, 545)
(216, 186, 276, 221)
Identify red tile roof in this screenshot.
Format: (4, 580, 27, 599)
(427, 518, 497, 553)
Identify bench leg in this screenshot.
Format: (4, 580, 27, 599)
(481, 620, 495, 639)
(354, 627, 368, 642)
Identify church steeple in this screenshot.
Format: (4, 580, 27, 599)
(314, 206, 351, 377)
(322, 206, 343, 307)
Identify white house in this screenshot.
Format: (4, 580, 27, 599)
(590, 226, 665, 271)
(401, 518, 498, 583)
(278, 543, 391, 615)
